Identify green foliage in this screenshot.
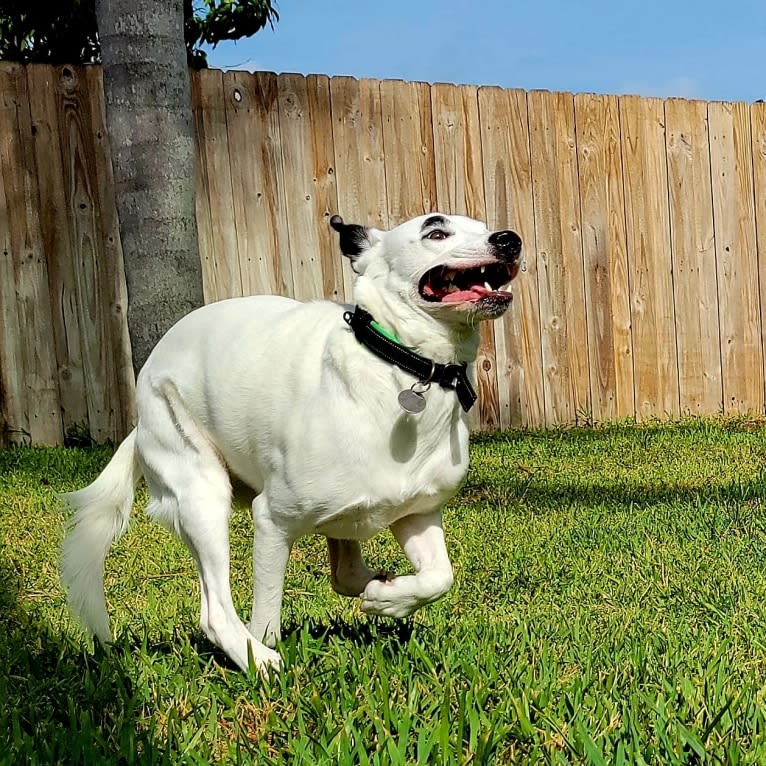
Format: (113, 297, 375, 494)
(185, 0, 278, 68)
(0, 0, 278, 68)
(4, 418, 766, 762)
(0, 1, 98, 65)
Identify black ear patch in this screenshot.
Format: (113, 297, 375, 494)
(330, 215, 371, 258)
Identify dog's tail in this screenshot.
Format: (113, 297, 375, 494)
(61, 428, 141, 643)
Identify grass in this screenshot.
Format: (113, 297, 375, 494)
(4, 418, 766, 763)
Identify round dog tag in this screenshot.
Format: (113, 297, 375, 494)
(398, 388, 427, 414)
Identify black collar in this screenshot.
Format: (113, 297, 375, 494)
(343, 306, 477, 412)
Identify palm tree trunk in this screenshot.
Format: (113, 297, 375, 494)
(96, 0, 204, 374)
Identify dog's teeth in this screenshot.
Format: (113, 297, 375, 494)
(480, 265, 486, 274)
(484, 281, 493, 291)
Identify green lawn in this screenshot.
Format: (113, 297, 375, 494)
(4, 418, 766, 764)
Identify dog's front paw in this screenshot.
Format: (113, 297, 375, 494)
(250, 644, 283, 677)
(360, 576, 418, 618)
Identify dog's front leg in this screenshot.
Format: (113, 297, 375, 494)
(327, 538, 381, 596)
(248, 495, 293, 648)
(360, 510, 453, 618)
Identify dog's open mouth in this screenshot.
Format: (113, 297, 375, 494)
(418, 261, 517, 304)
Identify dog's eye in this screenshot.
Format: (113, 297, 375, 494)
(425, 230, 449, 241)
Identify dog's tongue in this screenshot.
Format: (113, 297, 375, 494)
(441, 285, 493, 303)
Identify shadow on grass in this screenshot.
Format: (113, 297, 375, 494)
(459, 474, 766, 515)
(0, 554, 172, 764)
(179, 615, 418, 675)
(283, 614, 416, 647)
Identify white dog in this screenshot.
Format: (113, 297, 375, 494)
(61, 213, 521, 674)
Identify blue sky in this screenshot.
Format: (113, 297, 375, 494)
(204, 0, 766, 103)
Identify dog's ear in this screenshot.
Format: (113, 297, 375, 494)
(329, 215, 380, 271)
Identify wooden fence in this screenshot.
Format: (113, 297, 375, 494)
(1, 63, 766, 445)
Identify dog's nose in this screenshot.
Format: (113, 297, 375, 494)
(488, 230, 522, 260)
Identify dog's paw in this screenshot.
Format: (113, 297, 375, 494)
(249, 644, 283, 677)
(360, 576, 418, 618)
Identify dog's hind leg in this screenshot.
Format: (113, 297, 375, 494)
(137, 382, 281, 674)
(175, 497, 282, 673)
(360, 510, 454, 618)
(327, 538, 380, 596)
(248, 495, 293, 648)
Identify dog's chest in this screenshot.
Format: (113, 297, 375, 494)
(314, 458, 467, 539)
(283, 411, 470, 539)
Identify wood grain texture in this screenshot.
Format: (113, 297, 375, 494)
(709, 101, 763, 414)
(665, 98, 722, 416)
(29, 64, 128, 443)
(8, 68, 766, 443)
(55, 64, 127, 442)
(620, 95, 679, 420)
(57, 64, 125, 442)
(477, 86, 544, 429)
(574, 93, 634, 422)
(431, 82, 499, 430)
(12, 64, 62, 444)
(81, 66, 135, 437)
(328, 76, 388, 300)
(357, 79, 389, 232)
(277, 73, 325, 302)
(380, 80, 436, 226)
(0, 63, 34, 444)
(753, 102, 766, 402)
(306, 74, 343, 302)
(528, 90, 590, 426)
(190, 68, 242, 302)
(222, 70, 287, 297)
(27, 65, 87, 440)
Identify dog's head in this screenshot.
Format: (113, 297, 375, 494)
(330, 213, 521, 323)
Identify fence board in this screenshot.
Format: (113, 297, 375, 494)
(27, 64, 89, 441)
(328, 76, 363, 300)
(431, 84, 486, 218)
(191, 69, 242, 302)
(329, 77, 385, 299)
(665, 98, 722, 415)
(478, 86, 544, 429)
(55, 65, 124, 442)
(574, 93, 633, 422)
(11, 67, 62, 444)
(237, 70, 292, 297)
(620, 95, 679, 419)
(5, 67, 766, 444)
(6, 64, 62, 444)
(357, 79, 389, 232)
(276, 73, 325, 302)
(306, 74, 343, 302)
(380, 80, 436, 226)
(753, 102, 766, 397)
(30, 64, 127, 443)
(0, 64, 32, 444)
(709, 101, 763, 414)
(0, 143, 23, 444)
(431, 82, 499, 430)
(77, 66, 135, 438)
(528, 90, 590, 426)
(221, 71, 282, 297)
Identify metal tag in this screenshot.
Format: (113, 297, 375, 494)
(398, 388, 427, 413)
(398, 379, 432, 414)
